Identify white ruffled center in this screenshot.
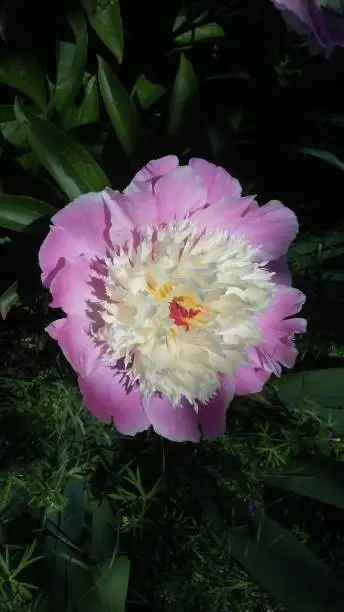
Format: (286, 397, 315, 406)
(97, 220, 274, 407)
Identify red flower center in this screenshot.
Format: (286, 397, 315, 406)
(169, 297, 201, 332)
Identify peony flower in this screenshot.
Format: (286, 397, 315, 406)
(271, 0, 344, 54)
(39, 156, 306, 442)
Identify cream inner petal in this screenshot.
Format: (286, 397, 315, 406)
(96, 220, 275, 408)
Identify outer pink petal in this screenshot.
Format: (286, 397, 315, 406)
(272, 0, 344, 51)
(263, 286, 305, 322)
(198, 374, 234, 439)
(154, 166, 207, 223)
(107, 190, 158, 233)
(267, 255, 291, 286)
(189, 158, 242, 202)
(235, 286, 306, 394)
(125, 156, 179, 194)
(46, 315, 101, 377)
(78, 366, 150, 434)
(191, 196, 258, 232)
(272, 0, 312, 28)
(143, 394, 200, 442)
(39, 227, 78, 287)
(39, 192, 113, 285)
(49, 255, 100, 315)
(231, 200, 299, 261)
(234, 364, 270, 395)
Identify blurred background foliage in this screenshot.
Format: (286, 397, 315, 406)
(1, 0, 344, 610)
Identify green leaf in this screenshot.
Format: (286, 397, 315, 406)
(265, 455, 344, 509)
(174, 23, 225, 45)
(98, 56, 143, 163)
(0, 105, 40, 146)
(296, 147, 344, 172)
(0, 51, 47, 112)
(88, 496, 116, 560)
(73, 75, 99, 127)
(0, 281, 20, 319)
(17, 152, 41, 174)
(131, 74, 166, 110)
(166, 53, 199, 142)
(0, 119, 28, 147)
(172, 8, 210, 33)
(82, 0, 124, 63)
(54, 9, 88, 112)
(0, 195, 57, 231)
(94, 556, 130, 612)
(230, 518, 344, 612)
(43, 480, 91, 612)
(0, 105, 15, 122)
(275, 368, 344, 430)
(317, 113, 344, 128)
(14, 99, 110, 200)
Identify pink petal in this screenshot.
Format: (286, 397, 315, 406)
(46, 315, 101, 377)
(143, 394, 200, 442)
(191, 196, 258, 232)
(198, 374, 234, 439)
(262, 286, 305, 323)
(272, 339, 298, 369)
(235, 286, 306, 390)
(107, 190, 158, 234)
(189, 158, 242, 202)
(235, 363, 271, 395)
(272, 0, 344, 51)
(154, 166, 207, 223)
(39, 192, 113, 285)
(231, 200, 299, 261)
(281, 317, 307, 334)
(78, 366, 150, 434)
(125, 156, 179, 194)
(45, 318, 66, 340)
(272, 0, 312, 28)
(49, 255, 102, 315)
(267, 255, 291, 286)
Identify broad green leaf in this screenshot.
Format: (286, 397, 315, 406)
(82, 0, 123, 63)
(172, 8, 188, 32)
(93, 556, 130, 612)
(275, 368, 344, 429)
(0, 195, 57, 231)
(17, 152, 41, 174)
(166, 53, 199, 142)
(173, 7, 210, 32)
(43, 480, 90, 611)
(54, 9, 88, 111)
(0, 119, 28, 147)
(317, 113, 344, 128)
(14, 99, 110, 199)
(0, 105, 40, 146)
(98, 56, 143, 163)
(0, 281, 20, 319)
(131, 74, 166, 110)
(296, 147, 344, 172)
(0, 105, 15, 122)
(264, 455, 344, 509)
(59, 479, 85, 545)
(230, 518, 344, 612)
(88, 496, 116, 560)
(73, 75, 99, 126)
(0, 51, 46, 111)
(174, 22, 225, 45)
